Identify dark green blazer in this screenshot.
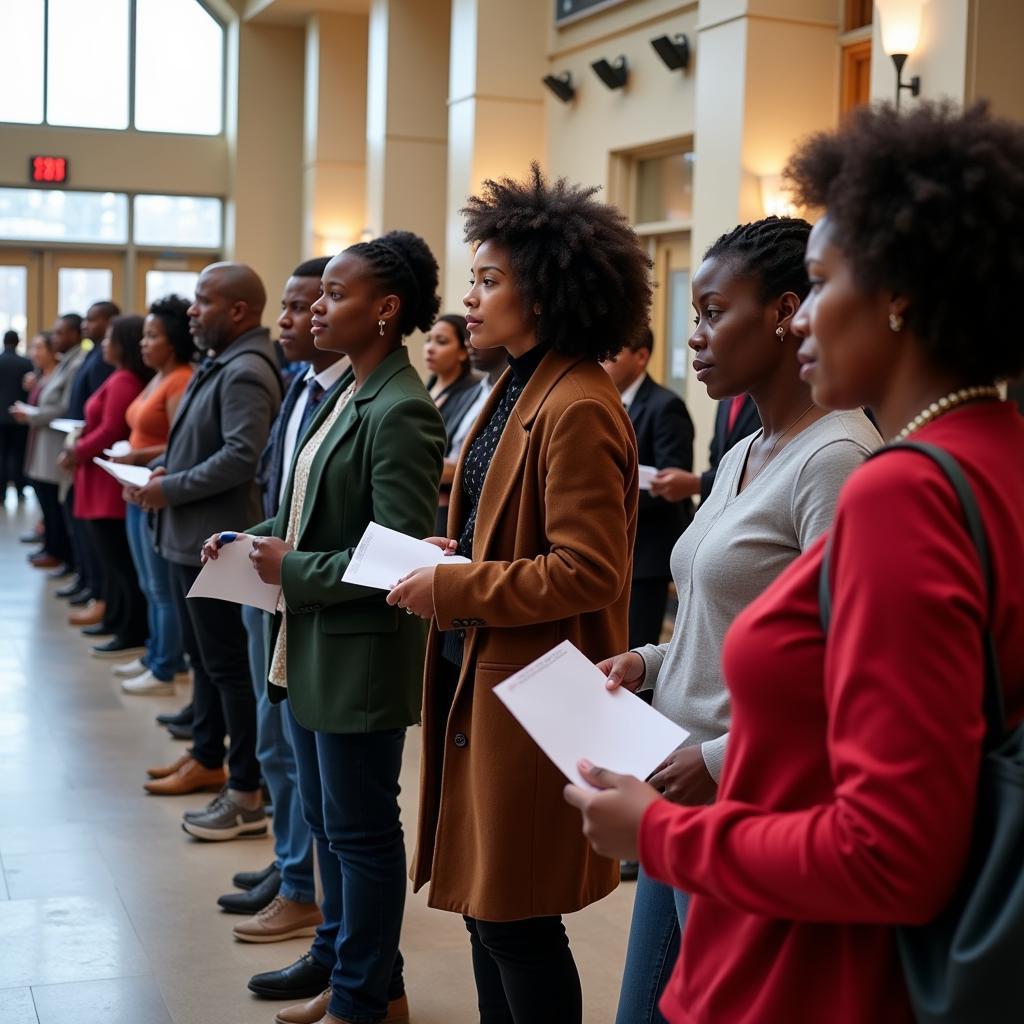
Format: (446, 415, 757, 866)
(248, 346, 445, 734)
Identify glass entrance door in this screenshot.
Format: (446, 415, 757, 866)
(42, 250, 125, 327)
(0, 249, 43, 350)
(651, 232, 691, 400)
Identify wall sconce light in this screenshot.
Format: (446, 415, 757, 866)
(591, 56, 628, 90)
(759, 175, 798, 219)
(542, 71, 576, 104)
(650, 34, 690, 72)
(876, 0, 924, 110)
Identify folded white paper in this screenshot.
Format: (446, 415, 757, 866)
(50, 418, 85, 433)
(93, 457, 152, 489)
(638, 464, 658, 492)
(11, 401, 38, 418)
(342, 521, 469, 590)
(493, 640, 689, 789)
(103, 440, 132, 458)
(187, 535, 281, 614)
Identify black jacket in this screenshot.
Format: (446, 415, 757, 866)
(628, 375, 695, 580)
(0, 350, 33, 426)
(66, 344, 114, 421)
(700, 396, 762, 503)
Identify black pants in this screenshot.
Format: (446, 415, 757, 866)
(30, 480, 72, 563)
(88, 518, 148, 644)
(464, 916, 582, 1024)
(168, 561, 260, 791)
(628, 578, 671, 650)
(61, 486, 102, 588)
(0, 423, 28, 492)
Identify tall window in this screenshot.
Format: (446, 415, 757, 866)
(0, 0, 223, 135)
(840, 0, 874, 116)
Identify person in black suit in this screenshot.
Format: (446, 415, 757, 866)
(0, 330, 33, 498)
(603, 327, 695, 649)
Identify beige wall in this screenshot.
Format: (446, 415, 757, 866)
(966, 0, 1024, 120)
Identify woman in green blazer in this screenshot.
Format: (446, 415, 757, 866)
(203, 231, 445, 1024)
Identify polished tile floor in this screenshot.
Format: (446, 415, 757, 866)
(0, 495, 634, 1023)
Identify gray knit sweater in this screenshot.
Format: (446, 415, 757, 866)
(636, 409, 880, 781)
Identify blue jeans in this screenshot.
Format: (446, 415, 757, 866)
(124, 503, 186, 680)
(286, 702, 406, 1023)
(616, 868, 690, 1024)
(241, 604, 314, 904)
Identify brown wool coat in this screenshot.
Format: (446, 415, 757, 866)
(412, 350, 639, 921)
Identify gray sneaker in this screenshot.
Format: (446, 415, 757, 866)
(181, 790, 268, 841)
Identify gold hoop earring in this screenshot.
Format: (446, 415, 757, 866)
(378, 319, 386, 336)
(889, 312, 904, 333)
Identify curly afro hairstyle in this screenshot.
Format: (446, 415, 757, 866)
(343, 230, 441, 338)
(703, 216, 812, 303)
(785, 100, 1024, 383)
(461, 163, 652, 362)
(148, 294, 195, 365)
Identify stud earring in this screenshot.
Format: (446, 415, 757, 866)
(776, 326, 785, 339)
(378, 319, 386, 336)
(889, 312, 904, 333)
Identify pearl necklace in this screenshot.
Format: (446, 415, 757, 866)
(896, 385, 1001, 440)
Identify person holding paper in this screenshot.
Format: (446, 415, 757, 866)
(61, 314, 152, 658)
(110, 295, 195, 695)
(388, 165, 646, 1024)
(207, 231, 445, 1024)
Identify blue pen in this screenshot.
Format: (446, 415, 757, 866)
(217, 532, 238, 547)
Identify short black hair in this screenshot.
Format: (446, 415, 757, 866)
(461, 163, 652, 362)
(292, 256, 331, 279)
(59, 313, 83, 335)
(785, 100, 1024, 383)
(148, 294, 195, 365)
(437, 313, 469, 348)
(343, 230, 441, 337)
(89, 301, 120, 319)
(108, 314, 152, 383)
(627, 326, 654, 355)
(703, 216, 813, 303)
(3, 330, 18, 348)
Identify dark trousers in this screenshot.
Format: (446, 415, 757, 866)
(464, 915, 583, 1024)
(62, 486, 102, 590)
(30, 480, 72, 563)
(628, 578, 671, 650)
(168, 561, 260, 791)
(0, 423, 28, 492)
(87, 518, 148, 644)
(287, 703, 406, 1023)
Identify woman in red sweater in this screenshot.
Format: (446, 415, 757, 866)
(567, 102, 1024, 1022)
(64, 315, 153, 659)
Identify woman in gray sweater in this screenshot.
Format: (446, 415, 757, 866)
(608, 217, 880, 1024)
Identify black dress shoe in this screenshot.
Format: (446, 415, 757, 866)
(56, 578, 84, 598)
(620, 860, 640, 881)
(90, 638, 147, 659)
(68, 588, 94, 606)
(166, 720, 193, 740)
(19, 530, 42, 544)
(156, 703, 194, 727)
(80, 623, 114, 637)
(233, 860, 277, 891)
(47, 565, 73, 580)
(248, 952, 332, 1000)
(217, 867, 281, 914)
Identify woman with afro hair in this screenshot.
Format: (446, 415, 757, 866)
(389, 164, 649, 1022)
(567, 101, 1024, 1023)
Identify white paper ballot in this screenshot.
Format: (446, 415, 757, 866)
(187, 535, 281, 614)
(638, 465, 658, 492)
(50, 418, 85, 433)
(342, 521, 469, 590)
(103, 440, 132, 458)
(493, 640, 689, 789)
(11, 401, 38, 418)
(93, 457, 152, 489)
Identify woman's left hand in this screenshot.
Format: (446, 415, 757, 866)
(563, 760, 661, 860)
(249, 536, 294, 585)
(648, 745, 718, 805)
(386, 565, 436, 619)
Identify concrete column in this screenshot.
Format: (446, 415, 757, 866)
(443, 0, 548, 312)
(303, 12, 369, 257)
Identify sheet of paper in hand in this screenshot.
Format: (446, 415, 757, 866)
(341, 521, 469, 590)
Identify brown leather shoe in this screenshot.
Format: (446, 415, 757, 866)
(68, 600, 106, 626)
(146, 752, 192, 780)
(143, 757, 226, 795)
(233, 895, 322, 943)
(276, 991, 409, 1024)
(30, 553, 62, 568)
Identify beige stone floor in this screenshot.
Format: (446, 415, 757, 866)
(0, 494, 634, 1023)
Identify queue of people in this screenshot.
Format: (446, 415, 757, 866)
(3, 99, 1023, 1024)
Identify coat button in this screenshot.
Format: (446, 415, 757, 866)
(453, 732, 468, 748)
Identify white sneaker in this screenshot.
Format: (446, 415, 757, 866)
(112, 658, 147, 679)
(121, 670, 176, 696)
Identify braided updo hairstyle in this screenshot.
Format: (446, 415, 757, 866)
(461, 163, 653, 362)
(703, 216, 813, 302)
(343, 230, 441, 338)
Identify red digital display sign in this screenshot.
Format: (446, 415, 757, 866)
(29, 156, 69, 184)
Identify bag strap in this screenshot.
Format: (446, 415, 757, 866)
(818, 440, 1007, 749)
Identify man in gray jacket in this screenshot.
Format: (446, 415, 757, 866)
(128, 263, 282, 840)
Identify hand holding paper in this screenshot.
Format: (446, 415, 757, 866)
(93, 457, 152, 489)
(493, 640, 688, 789)
(638, 464, 658, 491)
(187, 533, 281, 613)
(342, 521, 469, 590)
(50, 418, 85, 434)
(103, 440, 133, 458)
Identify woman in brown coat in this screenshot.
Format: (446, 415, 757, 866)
(387, 165, 652, 1023)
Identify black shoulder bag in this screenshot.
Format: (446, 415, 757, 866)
(819, 441, 1024, 1024)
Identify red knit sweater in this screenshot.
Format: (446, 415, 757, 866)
(639, 400, 1024, 1023)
